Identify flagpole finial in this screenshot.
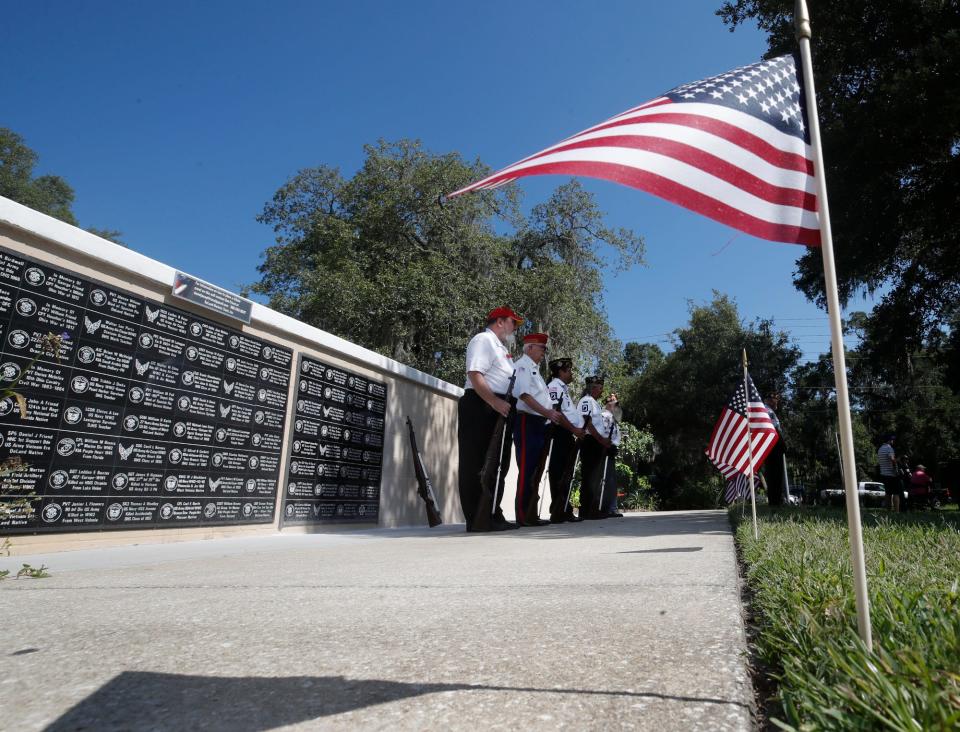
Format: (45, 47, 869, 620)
(795, 0, 812, 40)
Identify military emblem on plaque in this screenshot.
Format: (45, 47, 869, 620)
(106, 503, 124, 521)
(0, 362, 20, 382)
(71, 375, 89, 394)
(89, 289, 107, 306)
(48, 470, 69, 489)
(8, 330, 30, 349)
(138, 333, 154, 349)
(78, 346, 96, 364)
(16, 297, 37, 316)
(64, 406, 83, 425)
(42, 503, 63, 523)
(24, 267, 46, 286)
(160, 504, 174, 520)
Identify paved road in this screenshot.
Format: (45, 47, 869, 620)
(1, 510, 754, 731)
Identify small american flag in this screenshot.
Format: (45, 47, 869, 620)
(448, 54, 817, 246)
(724, 473, 753, 504)
(706, 374, 779, 481)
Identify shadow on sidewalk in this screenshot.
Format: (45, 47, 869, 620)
(370, 510, 732, 541)
(45, 671, 750, 731)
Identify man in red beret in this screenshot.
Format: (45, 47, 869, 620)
(511, 333, 563, 526)
(458, 306, 524, 531)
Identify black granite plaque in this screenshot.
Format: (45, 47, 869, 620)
(280, 355, 386, 526)
(0, 246, 292, 534)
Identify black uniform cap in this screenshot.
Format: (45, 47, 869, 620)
(585, 374, 605, 386)
(548, 357, 573, 371)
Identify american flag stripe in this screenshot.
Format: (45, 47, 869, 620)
(709, 407, 778, 475)
(448, 55, 818, 247)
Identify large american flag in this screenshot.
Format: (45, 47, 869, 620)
(447, 54, 818, 246)
(706, 374, 779, 481)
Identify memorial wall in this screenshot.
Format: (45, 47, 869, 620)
(0, 196, 478, 553)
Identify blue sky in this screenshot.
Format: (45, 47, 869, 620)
(3, 1, 875, 364)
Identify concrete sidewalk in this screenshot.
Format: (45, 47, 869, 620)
(1, 511, 754, 731)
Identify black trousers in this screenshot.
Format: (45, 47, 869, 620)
(457, 389, 512, 530)
(579, 436, 606, 515)
(549, 430, 577, 516)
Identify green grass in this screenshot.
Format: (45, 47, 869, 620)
(732, 506, 960, 730)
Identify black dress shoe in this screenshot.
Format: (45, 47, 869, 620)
(566, 513, 584, 523)
(521, 517, 550, 527)
(609, 511, 624, 518)
(492, 518, 519, 530)
(585, 510, 609, 520)
(549, 515, 568, 524)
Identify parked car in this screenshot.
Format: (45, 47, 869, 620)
(818, 481, 886, 507)
(786, 486, 804, 506)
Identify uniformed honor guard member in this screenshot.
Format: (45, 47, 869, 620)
(458, 306, 523, 532)
(511, 333, 562, 526)
(599, 393, 624, 518)
(577, 375, 614, 519)
(546, 357, 586, 523)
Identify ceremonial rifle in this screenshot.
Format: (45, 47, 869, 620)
(562, 413, 591, 513)
(535, 391, 565, 516)
(596, 413, 616, 513)
(474, 371, 517, 528)
(406, 416, 443, 527)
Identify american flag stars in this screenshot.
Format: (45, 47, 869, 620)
(668, 55, 807, 139)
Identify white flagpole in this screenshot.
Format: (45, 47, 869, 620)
(795, 0, 873, 651)
(742, 349, 758, 540)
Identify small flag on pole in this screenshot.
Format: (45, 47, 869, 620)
(706, 373, 779, 481)
(448, 55, 818, 246)
(723, 473, 753, 504)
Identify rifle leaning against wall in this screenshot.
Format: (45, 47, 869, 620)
(406, 417, 443, 527)
(474, 371, 517, 530)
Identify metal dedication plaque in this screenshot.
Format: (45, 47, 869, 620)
(282, 355, 386, 525)
(0, 247, 292, 533)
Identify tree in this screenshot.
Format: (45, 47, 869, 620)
(252, 139, 644, 383)
(718, 0, 960, 349)
(623, 342, 664, 377)
(621, 293, 801, 508)
(0, 128, 77, 225)
(1, 128, 122, 243)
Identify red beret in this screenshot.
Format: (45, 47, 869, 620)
(523, 332, 548, 345)
(487, 306, 524, 323)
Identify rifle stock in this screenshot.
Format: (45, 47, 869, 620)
(406, 417, 443, 527)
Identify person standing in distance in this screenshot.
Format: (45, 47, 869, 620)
(877, 434, 900, 512)
(546, 357, 586, 523)
(511, 333, 563, 526)
(458, 306, 523, 532)
(599, 393, 624, 518)
(578, 375, 613, 520)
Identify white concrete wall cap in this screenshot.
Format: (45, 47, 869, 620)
(0, 195, 463, 398)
